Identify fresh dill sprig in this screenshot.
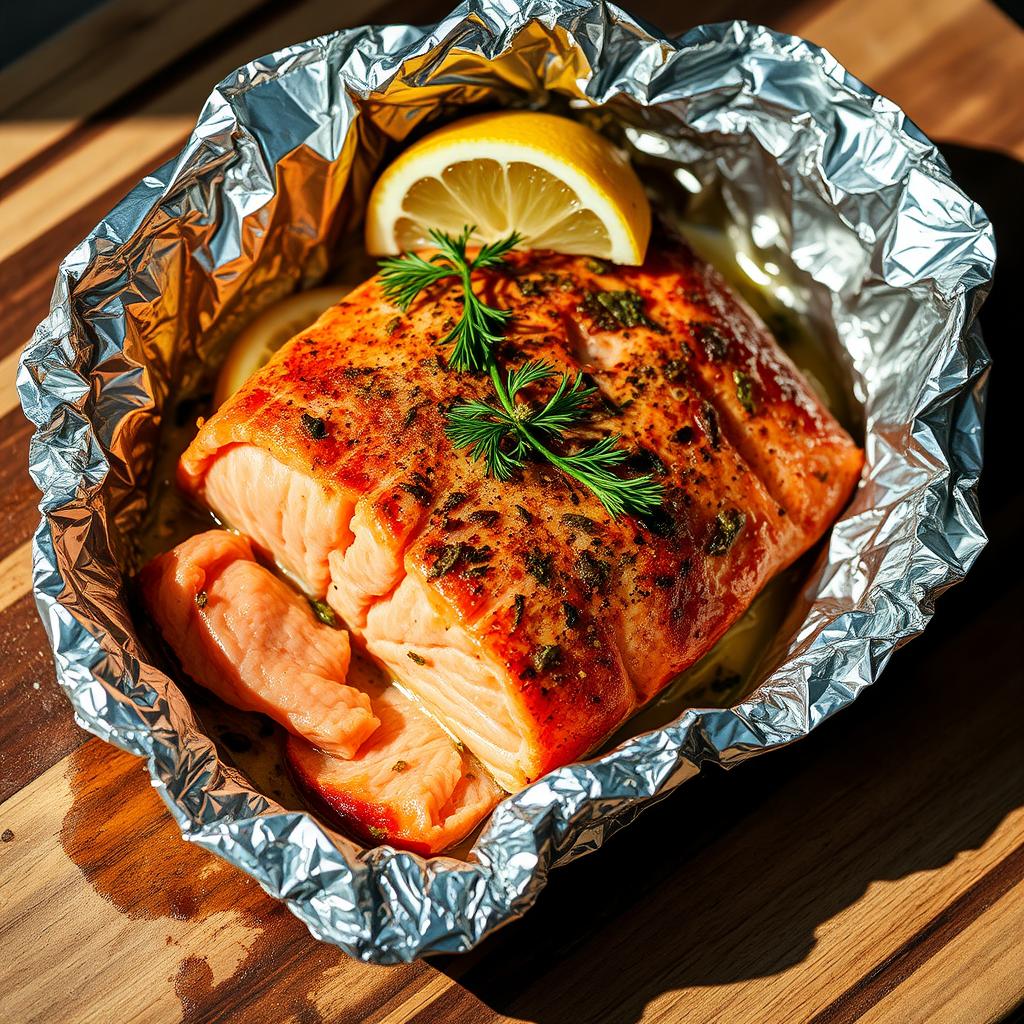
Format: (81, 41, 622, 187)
(379, 228, 664, 519)
(378, 225, 520, 372)
(447, 363, 663, 518)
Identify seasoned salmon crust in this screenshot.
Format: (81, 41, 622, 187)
(177, 242, 863, 792)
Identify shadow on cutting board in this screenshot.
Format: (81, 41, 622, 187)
(431, 143, 1024, 1024)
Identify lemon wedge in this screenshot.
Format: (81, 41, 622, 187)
(214, 287, 346, 406)
(365, 111, 651, 265)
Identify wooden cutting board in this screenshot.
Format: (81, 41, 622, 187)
(1, 1, 1022, 1021)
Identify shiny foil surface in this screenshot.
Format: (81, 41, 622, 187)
(20, 1, 993, 962)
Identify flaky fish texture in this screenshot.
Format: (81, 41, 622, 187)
(179, 241, 863, 792)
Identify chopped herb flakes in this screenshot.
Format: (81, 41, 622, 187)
(585, 258, 608, 274)
(401, 405, 419, 430)
(384, 315, 403, 335)
(701, 401, 721, 450)
(532, 644, 563, 674)
(310, 599, 338, 627)
(194, 590, 208, 609)
(300, 413, 327, 440)
(398, 475, 432, 505)
(427, 542, 492, 580)
(468, 509, 500, 526)
(734, 370, 756, 414)
(578, 289, 662, 332)
(706, 508, 746, 555)
(392, 759, 409, 772)
(561, 513, 599, 535)
(511, 594, 525, 632)
(440, 491, 468, 515)
(367, 826, 388, 841)
(523, 546, 553, 585)
(562, 601, 580, 628)
(407, 651, 426, 665)
(515, 504, 533, 524)
(575, 550, 611, 594)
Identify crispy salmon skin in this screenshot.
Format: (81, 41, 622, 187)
(178, 241, 863, 792)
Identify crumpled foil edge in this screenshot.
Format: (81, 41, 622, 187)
(20, 2, 992, 963)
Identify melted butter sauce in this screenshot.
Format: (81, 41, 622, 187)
(138, 223, 856, 811)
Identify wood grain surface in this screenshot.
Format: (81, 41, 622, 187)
(0, 1, 1022, 1022)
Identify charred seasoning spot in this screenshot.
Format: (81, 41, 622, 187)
(469, 509, 500, 526)
(663, 358, 688, 383)
(300, 413, 327, 440)
(1, 829, 13, 842)
(701, 401, 721, 450)
(673, 425, 694, 445)
(695, 322, 729, 361)
(562, 601, 580, 628)
(194, 591, 208, 609)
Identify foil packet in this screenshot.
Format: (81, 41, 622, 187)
(20, 1, 992, 962)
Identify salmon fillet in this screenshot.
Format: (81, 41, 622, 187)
(140, 529, 378, 758)
(178, 241, 863, 792)
(286, 665, 502, 855)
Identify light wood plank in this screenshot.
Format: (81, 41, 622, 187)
(0, 0, 393, 265)
(791, 0, 1024, 158)
(0, 0, 266, 179)
(0, 540, 32, 616)
(858, 879, 1024, 1024)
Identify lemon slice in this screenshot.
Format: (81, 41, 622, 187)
(365, 111, 651, 265)
(214, 287, 347, 406)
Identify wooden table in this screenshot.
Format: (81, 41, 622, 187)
(1, 1, 1022, 1021)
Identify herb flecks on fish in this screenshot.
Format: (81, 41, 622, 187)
(300, 413, 328, 440)
(706, 508, 746, 555)
(379, 227, 664, 519)
(310, 599, 338, 627)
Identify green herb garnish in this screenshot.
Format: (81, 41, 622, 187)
(734, 370, 756, 415)
(706, 508, 745, 555)
(310, 599, 338, 627)
(379, 227, 664, 519)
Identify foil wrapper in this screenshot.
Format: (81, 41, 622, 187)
(20, 1, 992, 963)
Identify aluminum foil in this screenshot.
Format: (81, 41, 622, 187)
(20, 1, 992, 963)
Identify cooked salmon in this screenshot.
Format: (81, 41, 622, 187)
(286, 662, 502, 855)
(140, 529, 379, 758)
(178, 240, 863, 793)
